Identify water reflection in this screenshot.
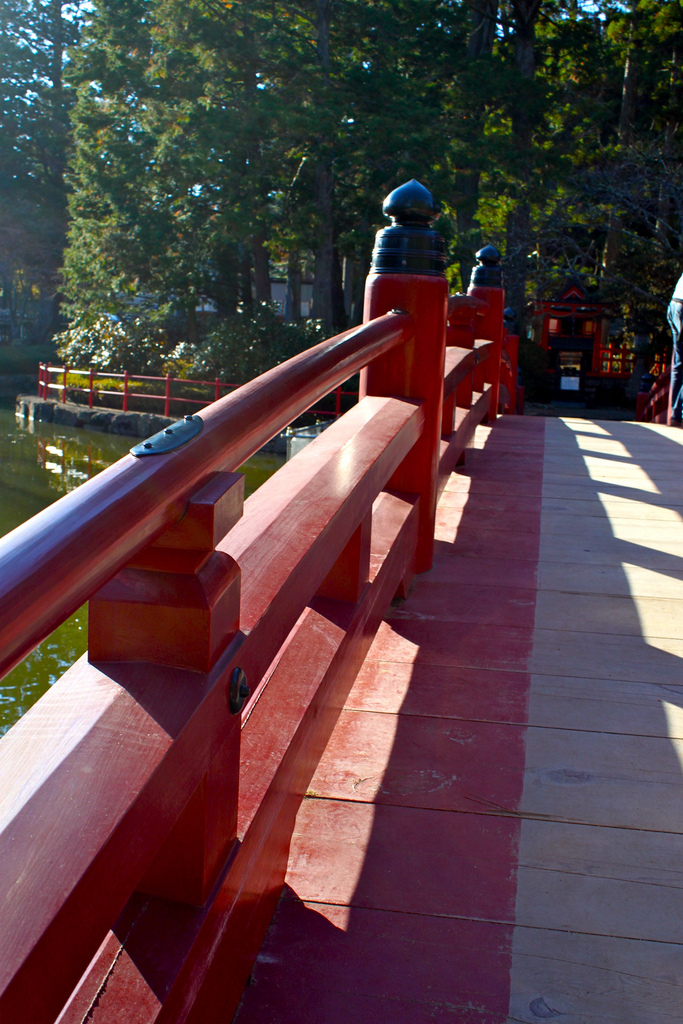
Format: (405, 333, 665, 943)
(0, 405, 132, 537)
(0, 403, 284, 734)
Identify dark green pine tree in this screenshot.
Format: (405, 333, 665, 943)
(68, 0, 481, 330)
(0, 0, 86, 343)
(274, 0, 471, 326)
(64, 0, 309, 331)
(529, 0, 683, 332)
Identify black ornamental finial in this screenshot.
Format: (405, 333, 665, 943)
(382, 179, 440, 225)
(470, 245, 503, 288)
(371, 179, 446, 277)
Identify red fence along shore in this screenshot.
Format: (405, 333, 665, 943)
(0, 182, 521, 1024)
(38, 364, 356, 420)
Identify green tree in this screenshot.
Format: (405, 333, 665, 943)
(61, 0, 683, 356)
(0, 0, 86, 343)
(530, 0, 683, 335)
(64, 0, 300, 326)
(64, 0, 470, 333)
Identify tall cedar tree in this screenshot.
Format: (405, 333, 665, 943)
(0, 0, 86, 342)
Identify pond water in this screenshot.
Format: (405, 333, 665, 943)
(0, 403, 284, 734)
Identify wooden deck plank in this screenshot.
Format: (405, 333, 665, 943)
(435, 529, 544, 561)
(514, 819, 683, 943)
(508, 416, 683, 1023)
(440, 489, 549, 514)
(537, 561, 683, 599)
(307, 708, 526, 814)
(508, 928, 683, 1024)
(426, 554, 540, 589)
(541, 495, 683, 517)
(346, 662, 530, 723)
(435, 506, 542, 539)
(385, 580, 537, 628)
(236, 901, 514, 1024)
(443, 476, 547, 497)
(285, 798, 519, 920)
(527, 674, 683, 736)
(364, 618, 536, 671)
(538, 534, 683, 569)
(234, 414, 683, 1024)
(529, 627, 683, 682)
(534, 590, 683, 638)
(541, 479, 672, 501)
(541, 509, 683, 533)
(542, 452, 665, 469)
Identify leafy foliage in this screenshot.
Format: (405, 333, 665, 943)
(195, 304, 325, 382)
(0, 1, 88, 342)
(55, 311, 170, 374)
(4, 0, 683, 382)
(54, 302, 324, 382)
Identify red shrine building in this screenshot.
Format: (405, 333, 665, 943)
(534, 280, 634, 401)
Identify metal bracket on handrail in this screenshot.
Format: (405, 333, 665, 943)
(131, 414, 204, 456)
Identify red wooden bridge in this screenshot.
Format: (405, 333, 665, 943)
(1, 181, 682, 1024)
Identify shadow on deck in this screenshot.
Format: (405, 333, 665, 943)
(234, 415, 683, 1024)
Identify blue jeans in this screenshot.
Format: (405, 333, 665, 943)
(667, 300, 683, 421)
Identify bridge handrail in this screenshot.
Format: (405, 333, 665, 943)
(447, 293, 488, 317)
(0, 396, 424, 1024)
(636, 365, 671, 424)
(0, 312, 411, 682)
(0, 184, 517, 1023)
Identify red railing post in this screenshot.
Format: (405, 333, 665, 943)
(89, 472, 245, 905)
(446, 294, 486, 349)
(361, 180, 448, 574)
(88, 367, 94, 409)
(62, 365, 68, 404)
(123, 369, 129, 412)
(507, 334, 520, 413)
(441, 390, 456, 438)
(503, 307, 519, 415)
(38, 363, 44, 398)
(468, 246, 505, 419)
(164, 372, 171, 417)
(636, 391, 648, 421)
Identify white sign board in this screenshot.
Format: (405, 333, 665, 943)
(560, 377, 580, 391)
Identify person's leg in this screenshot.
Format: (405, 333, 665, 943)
(668, 302, 683, 422)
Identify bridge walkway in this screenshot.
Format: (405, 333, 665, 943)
(234, 414, 683, 1024)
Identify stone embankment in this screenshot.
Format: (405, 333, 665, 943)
(16, 395, 174, 438)
(15, 395, 289, 452)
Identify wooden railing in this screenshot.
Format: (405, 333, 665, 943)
(0, 185, 518, 1024)
(636, 365, 671, 423)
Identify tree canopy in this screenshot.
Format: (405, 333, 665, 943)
(2, 0, 682, 363)
(0, 0, 90, 342)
